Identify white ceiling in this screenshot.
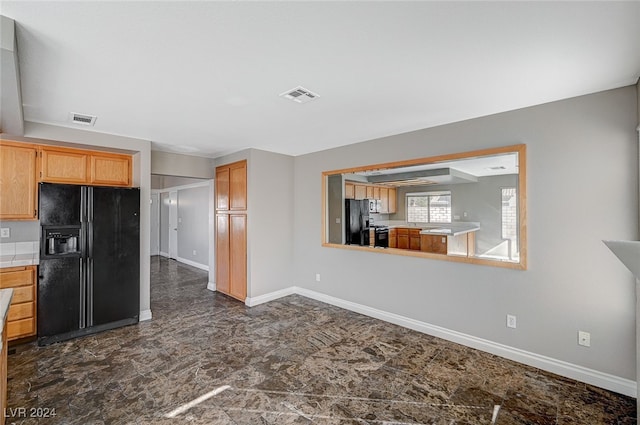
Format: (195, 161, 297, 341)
(2, 1, 639, 158)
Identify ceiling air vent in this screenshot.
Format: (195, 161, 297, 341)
(279, 86, 320, 104)
(69, 112, 97, 126)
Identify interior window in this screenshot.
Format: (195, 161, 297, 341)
(407, 191, 452, 223)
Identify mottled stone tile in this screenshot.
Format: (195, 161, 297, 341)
(5, 257, 636, 424)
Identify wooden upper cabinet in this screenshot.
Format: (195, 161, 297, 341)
(345, 183, 355, 199)
(40, 146, 132, 187)
(366, 186, 374, 199)
(90, 153, 132, 186)
(40, 147, 90, 184)
(373, 186, 380, 200)
(354, 184, 367, 200)
(216, 160, 247, 211)
(229, 161, 247, 210)
(0, 142, 38, 220)
(215, 167, 230, 210)
(388, 188, 397, 214)
(379, 187, 389, 213)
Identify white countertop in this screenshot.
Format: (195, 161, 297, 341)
(0, 241, 40, 268)
(374, 221, 480, 236)
(419, 224, 480, 237)
(0, 288, 14, 350)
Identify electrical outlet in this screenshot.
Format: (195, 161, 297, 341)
(0, 228, 9, 238)
(506, 314, 517, 329)
(578, 331, 591, 347)
(335, 218, 341, 224)
(315, 273, 321, 282)
(193, 250, 197, 256)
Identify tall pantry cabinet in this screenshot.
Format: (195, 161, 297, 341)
(215, 160, 247, 301)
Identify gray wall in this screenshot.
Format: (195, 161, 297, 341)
(151, 174, 207, 189)
(214, 149, 294, 300)
(151, 151, 214, 179)
(177, 185, 210, 266)
(0, 220, 39, 243)
(292, 86, 639, 381)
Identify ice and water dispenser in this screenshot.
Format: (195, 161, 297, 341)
(41, 226, 81, 258)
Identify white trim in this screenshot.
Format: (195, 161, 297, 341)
(139, 309, 152, 321)
(244, 285, 637, 398)
(207, 281, 216, 291)
(176, 256, 209, 271)
(159, 251, 169, 258)
(244, 287, 296, 307)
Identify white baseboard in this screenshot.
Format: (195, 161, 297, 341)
(207, 281, 216, 292)
(139, 309, 152, 322)
(176, 256, 209, 271)
(245, 285, 636, 398)
(159, 251, 169, 258)
(245, 287, 296, 307)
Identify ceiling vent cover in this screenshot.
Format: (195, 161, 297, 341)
(279, 86, 320, 104)
(69, 112, 97, 126)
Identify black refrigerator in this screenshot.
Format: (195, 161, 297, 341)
(345, 199, 370, 246)
(38, 183, 140, 346)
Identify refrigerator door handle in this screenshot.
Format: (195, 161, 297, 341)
(88, 186, 94, 258)
(79, 257, 86, 329)
(87, 257, 94, 327)
(80, 186, 86, 223)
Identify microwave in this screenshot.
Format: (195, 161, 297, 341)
(368, 199, 381, 213)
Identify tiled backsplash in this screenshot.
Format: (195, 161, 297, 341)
(0, 241, 40, 267)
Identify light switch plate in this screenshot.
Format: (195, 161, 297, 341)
(0, 228, 10, 238)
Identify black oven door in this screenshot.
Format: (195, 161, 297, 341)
(375, 228, 389, 248)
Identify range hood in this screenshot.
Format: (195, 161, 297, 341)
(366, 167, 478, 186)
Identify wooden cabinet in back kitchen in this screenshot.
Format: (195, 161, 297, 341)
(0, 141, 38, 220)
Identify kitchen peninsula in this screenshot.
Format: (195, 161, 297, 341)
(382, 222, 479, 256)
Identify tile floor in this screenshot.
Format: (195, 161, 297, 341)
(6, 257, 637, 424)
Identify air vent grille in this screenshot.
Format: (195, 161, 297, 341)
(69, 112, 97, 126)
(279, 86, 320, 104)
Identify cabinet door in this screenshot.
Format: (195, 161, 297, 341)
(0, 265, 37, 340)
(0, 143, 37, 220)
(345, 183, 355, 199)
(229, 162, 247, 210)
(366, 186, 374, 199)
(354, 185, 367, 200)
(379, 188, 389, 213)
(421, 235, 447, 254)
(40, 147, 89, 184)
(229, 214, 247, 301)
(215, 214, 230, 294)
(90, 154, 131, 186)
(388, 188, 397, 213)
(410, 235, 421, 250)
(216, 167, 230, 210)
(373, 187, 380, 200)
(388, 229, 397, 248)
(397, 228, 409, 249)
